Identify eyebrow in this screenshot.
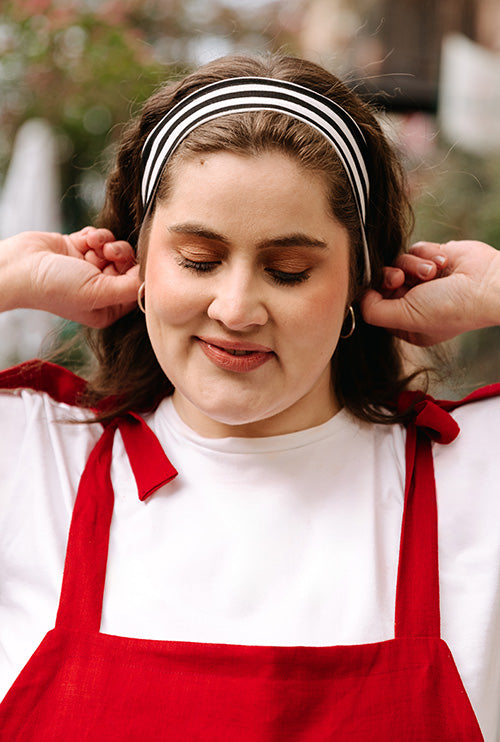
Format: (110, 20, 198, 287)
(168, 223, 230, 244)
(168, 223, 327, 250)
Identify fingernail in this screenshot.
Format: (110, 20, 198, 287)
(417, 263, 433, 278)
(435, 255, 446, 266)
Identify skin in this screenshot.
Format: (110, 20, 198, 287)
(143, 151, 352, 438)
(1, 227, 139, 327)
(362, 240, 500, 345)
(2, 164, 500, 429)
(5, 231, 498, 343)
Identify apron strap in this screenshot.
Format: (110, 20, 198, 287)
(394, 393, 460, 638)
(395, 423, 440, 637)
(56, 415, 178, 631)
(55, 423, 116, 631)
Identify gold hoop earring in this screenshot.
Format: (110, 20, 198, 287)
(137, 282, 146, 313)
(340, 305, 355, 339)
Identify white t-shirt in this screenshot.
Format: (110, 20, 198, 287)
(1, 386, 500, 740)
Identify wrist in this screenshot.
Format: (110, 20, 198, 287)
(0, 232, 53, 313)
(477, 249, 500, 329)
(0, 236, 30, 311)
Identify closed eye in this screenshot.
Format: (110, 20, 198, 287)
(177, 257, 220, 273)
(266, 268, 311, 286)
(177, 258, 311, 285)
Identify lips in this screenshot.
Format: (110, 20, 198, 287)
(196, 337, 274, 373)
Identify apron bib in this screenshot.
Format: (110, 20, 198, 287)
(0, 363, 487, 740)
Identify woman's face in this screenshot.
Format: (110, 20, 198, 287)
(144, 150, 351, 437)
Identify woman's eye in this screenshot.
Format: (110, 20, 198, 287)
(177, 257, 310, 285)
(177, 257, 220, 273)
(266, 268, 311, 286)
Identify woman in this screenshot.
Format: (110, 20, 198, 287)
(0, 54, 499, 740)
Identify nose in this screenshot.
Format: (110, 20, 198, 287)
(207, 266, 268, 331)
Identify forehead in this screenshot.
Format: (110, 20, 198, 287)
(156, 151, 337, 228)
(140, 78, 369, 228)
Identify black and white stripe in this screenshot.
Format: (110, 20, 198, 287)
(141, 77, 371, 282)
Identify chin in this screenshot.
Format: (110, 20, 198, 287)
(200, 393, 290, 426)
(202, 405, 270, 427)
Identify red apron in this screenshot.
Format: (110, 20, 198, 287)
(0, 362, 490, 740)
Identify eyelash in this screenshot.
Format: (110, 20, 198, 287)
(177, 258, 311, 287)
(177, 258, 218, 273)
(266, 268, 311, 286)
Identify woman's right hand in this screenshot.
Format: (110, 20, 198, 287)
(1, 227, 141, 327)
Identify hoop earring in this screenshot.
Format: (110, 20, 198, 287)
(137, 282, 146, 313)
(340, 305, 355, 339)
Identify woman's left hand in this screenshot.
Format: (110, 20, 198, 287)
(360, 240, 500, 346)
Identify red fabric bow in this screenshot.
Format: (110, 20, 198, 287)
(397, 391, 460, 445)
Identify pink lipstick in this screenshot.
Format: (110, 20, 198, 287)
(196, 337, 274, 373)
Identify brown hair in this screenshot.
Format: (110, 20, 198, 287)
(85, 54, 419, 423)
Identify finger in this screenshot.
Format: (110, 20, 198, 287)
(409, 241, 448, 267)
(101, 240, 136, 272)
(360, 289, 414, 330)
(64, 227, 101, 257)
(94, 271, 141, 309)
(85, 228, 117, 250)
(393, 253, 440, 281)
(93, 264, 141, 305)
(84, 241, 135, 273)
(381, 266, 405, 291)
(84, 249, 109, 269)
(103, 263, 120, 276)
(66, 227, 119, 258)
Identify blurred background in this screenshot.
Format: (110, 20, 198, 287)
(1, 0, 500, 393)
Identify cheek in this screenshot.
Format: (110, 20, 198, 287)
(304, 284, 348, 332)
(145, 263, 206, 331)
(296, 288, 348, 359)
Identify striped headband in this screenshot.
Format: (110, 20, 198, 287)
(141, 77, 371, 282)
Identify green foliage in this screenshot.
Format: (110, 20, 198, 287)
(0, 0, 280, 367)
(413, 148, 500, 247)
(0, 0, 280, 229)
(412, 144, 500, 390)
(0, 1, 186, 228)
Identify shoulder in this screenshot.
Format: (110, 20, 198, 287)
(0, 359, 87, 404)
(0, 361, 103, 512)
(0, 359, 99, 440)
(432, 387, 500, 520)
(439, 384, 500, 452)
(0, 382, 100, 441)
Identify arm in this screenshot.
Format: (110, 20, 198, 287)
(361, 240, 500, 346)
(0, 227, 141, 327)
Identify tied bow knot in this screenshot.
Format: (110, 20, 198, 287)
(397, 391, 460, 445)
